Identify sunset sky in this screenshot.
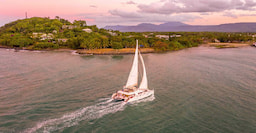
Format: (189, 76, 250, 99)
(1, 0, 256, 27)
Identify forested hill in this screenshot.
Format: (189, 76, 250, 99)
(0, 17, 202, 51)
(0, 17, 254, 51)
(0, 17, 119, 49)
(104, 22, 256, 32)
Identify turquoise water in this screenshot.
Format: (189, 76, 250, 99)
(0, 47, 255, 133)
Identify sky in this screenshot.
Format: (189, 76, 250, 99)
(1, 0, 256, 27)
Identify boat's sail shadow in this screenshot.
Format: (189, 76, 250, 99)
(24, 98, 125, 133)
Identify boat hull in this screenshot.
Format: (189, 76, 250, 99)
(127, 90, 154, 102)
(112, 89, 154, 103)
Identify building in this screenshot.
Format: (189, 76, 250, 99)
(170, 34, 181, 38)
(52, 30, 57, 34)
(156, 35, 169, 40)
(40, 33, 54, 40)
(143, 34, 148, 38)
(32, 32, 54, 40)
(82, 28, 92, 33)
(32, 32, 42, 38)
(108, 31, 117, 36)
(214, 39, 220, 43)
(62, 25, 77, 29)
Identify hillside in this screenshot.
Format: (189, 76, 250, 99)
(104, 22, 256, 32)
(0, 17, 254, 52)
(0, 18, 204, 51)
(0, 17, 121, 50)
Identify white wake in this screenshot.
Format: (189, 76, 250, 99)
(24, 94, 155, 133)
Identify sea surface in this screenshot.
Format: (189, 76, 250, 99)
(0, 47, 255, 133)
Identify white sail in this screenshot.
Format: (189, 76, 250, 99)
(125, 40, 139, 88)
(112, 40, 154, 102)
(139, 51, 148, 89)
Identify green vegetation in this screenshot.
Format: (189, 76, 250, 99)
(0, 17, 255, 51)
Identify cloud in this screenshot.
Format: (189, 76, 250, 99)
(109, 9, 141, 18)
(137, 0, 256, 14)
(200, 12, 211, 15)
(90, 5, 97, 8)
(223, 11, 238, 18)
(239, 13, 256, 16)
(222, 9, 256, 18)
(107, 9, 201, 24)
(126, 1, 136, 5)
(238, 0, 256, 10)
(72, 9, 202, 28)
(0, 15, 24, 27)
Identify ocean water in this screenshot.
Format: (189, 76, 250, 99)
(0, 47, 255, 133)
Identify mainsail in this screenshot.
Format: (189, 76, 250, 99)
(139, 51, 148, 89)
(125, 40, 139, 88)
(112, 39, 153, 102)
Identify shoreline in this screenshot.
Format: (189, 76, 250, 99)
(76, 48, 155, 55)
(202, 43, 251, 48)
(0, 47, 155, 55)
(1, 43, 253, 55)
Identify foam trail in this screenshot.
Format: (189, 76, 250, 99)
(71, 50, 79, 55)
(24, 98, 126, 133)
(130, 91, 155, 105)
(25, 94, 155, 133)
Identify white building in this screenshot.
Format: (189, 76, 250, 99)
(32, 32, 54, 40)
(108, 31, 117, 36)
(170, 34, 181, 38)
(62, 25, 77, 29)
(82, 28, 92, 33)
(156, 35, 169, 40)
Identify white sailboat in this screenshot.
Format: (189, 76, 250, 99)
(111, 40, 154, 102)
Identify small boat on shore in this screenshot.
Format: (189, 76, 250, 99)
(111, 40, 154, 102)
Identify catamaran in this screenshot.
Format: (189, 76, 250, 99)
(111, 40, 154, 102)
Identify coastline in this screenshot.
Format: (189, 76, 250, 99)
(203, 43, 251, 48)
(1, 43, 253, 55)
(76, 48, 155, 55)
(0, 46, 154, 55)
(0, 45, 77, 52)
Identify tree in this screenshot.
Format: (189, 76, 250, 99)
(154, 41, 168, 51)
(73, 20, 87, 27)
(67, 37, 83, 49)
(112, 42, 123, 49)
(169, 41, 183, 50)
(101, 36, 109, 48)
(33, 42, 59, 49)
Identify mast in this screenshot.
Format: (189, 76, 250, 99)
(125, 40, 139, 88)
(139, 51, 148, 89)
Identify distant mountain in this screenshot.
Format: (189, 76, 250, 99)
(104, 22, 256, 32)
